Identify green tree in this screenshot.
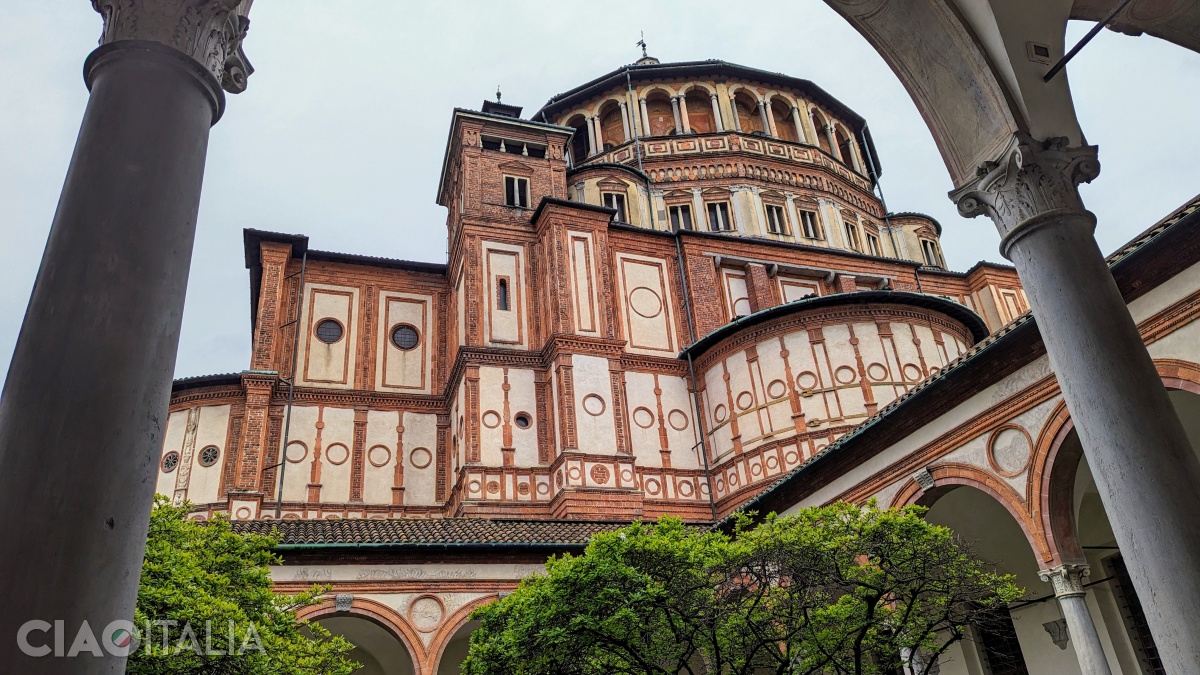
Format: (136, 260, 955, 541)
(128, 496, 360, 675)
(462, 502, 1021, 675)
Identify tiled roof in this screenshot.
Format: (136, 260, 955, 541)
(231, 518, 631, 547)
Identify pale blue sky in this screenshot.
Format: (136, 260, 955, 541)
(1, 2, 1197, 383)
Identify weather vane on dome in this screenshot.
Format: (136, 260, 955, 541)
(496, 85, 502, 103)
(636, 32, 648, 59)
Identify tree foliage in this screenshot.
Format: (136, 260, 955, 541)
(462, 502, 1021, 675)
(128, 496, 360, 675)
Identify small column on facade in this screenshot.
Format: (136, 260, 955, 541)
(0, 0, 253, 669)
(593, 116, 606, 152)
(1038, 565, 1113, 675)
(585, 115, 598, 155)
(678, 95, 692, 134)
(729, 93, 743, 132)
(618, 101, 631, 142)
(826, 124, 841, 160)
(799, 101, 820, 146)
(953, 133, 1200, 672)
(710, 93, 724, 132)
(639, 97, 651, 137)
(670, 96, 683, 135)
(760, 100, 778, 137)
(790, 105, 807, 144)
(753, 100, 772, 135)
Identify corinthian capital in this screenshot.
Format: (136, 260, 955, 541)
(91, 0, 254, 93)
(1039, 563, 1091, 598)
(949, 133, 1100, 257)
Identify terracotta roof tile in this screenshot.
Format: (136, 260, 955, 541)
(231, 518, 630, 547)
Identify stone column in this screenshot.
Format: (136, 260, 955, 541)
(954, 133, 1200, 672)
(0, 0, 253, 670)
(593, 116, 605, 152)
(759, 100, 777, 137)
(791, 105, 807, 144)
(618, 101, 631, 142)
(1039, 565, 1112, 675)
(670, 96, 683, 135)
(710, 93, 724, 132)
(678, 95, 692, 134)
(729, 94, 743, 132)
(585, 114, 597, 155)
(826, 124, 841, 159)
(639, 97, 651, 137)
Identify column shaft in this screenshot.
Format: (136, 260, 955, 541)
(618, 101, 630, 142)
(1059, 595, 1111, 675)
(670, 97, 683, 135)
(586, 115, 597, 155)
(710, 94, 724, 132)
(678, 96, 692, 134)
(955, 136, 1200, 673)
(0, 42, 222, 670)
(639, 98, 650, 138)
(1012, 218, 1200, 669)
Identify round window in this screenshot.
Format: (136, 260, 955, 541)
(514, 413, 532, 429)
(198, 446, 220, 467)
(391, 324, 420, 351)
(161, 451, 180, 473)
(315, 319, 344, 344)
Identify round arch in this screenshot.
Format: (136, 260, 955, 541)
(597, 99, 624, 150)
(683, 88, 717, 134)
(641, 88, 675, 137)
(1033, 359, 1200, 566)
(565, 113, 590, 164)
(769, 95, 798, 142)
(299, 597, 425, 675)
(891, 461, 1050, 562)
(732, 90, 763, 134)
(428, 594, 502, 674)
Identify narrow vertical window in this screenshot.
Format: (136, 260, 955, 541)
(866, 233, 882, 257)
(497, 278, 510, 311)
(602, 192, 628, 223)
(799, 210, 821, 239)
(669, 204, 693, 231)
(706, 202, 732, 232)
(844, 221, 861, 251)
(505, 176, 529, 208)
(921, 240, 943, 267)
(765, 204, 788, 234)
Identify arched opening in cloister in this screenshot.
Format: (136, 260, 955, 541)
(314, 615, 418, 675)
(435, 619, 480, 674)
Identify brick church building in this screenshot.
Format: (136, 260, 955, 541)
(157, 55, 1200, 674)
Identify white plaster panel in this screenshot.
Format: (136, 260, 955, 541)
(157, 410, 189, 497)
(573, 354, 618, 455)
(318, 406, 356, 503)
(187, 404, 231, 505)
(483, 242, 526, 348)
(402, 412, 439, 505)
(778, 276, 821, 302)
(376, 292, 431, 393)
(364, 410, 400, 506)
(568, 231, 599, 335)
(300, 283, 359, 388)
(723, 269, 752, 318)
(617, 254, 677, 355)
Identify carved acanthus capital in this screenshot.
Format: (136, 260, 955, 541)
(950, 133, 1100, 258)
(91, 0, 254, 93)
(1039, 563, 1091, 598)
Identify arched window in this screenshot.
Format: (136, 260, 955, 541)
(836, 127, 857, 169)
(771, 99, 797, 142)
(811, 109, 832, 154)
(497, 278, 510, 311)
(598, 101, 624, 150)
(921, 240, 944, 268)
(684, 90, 716, 134)
(644, 92, 674, 137)
(567, 114, 589, 164)
(734, 92, 764, 134)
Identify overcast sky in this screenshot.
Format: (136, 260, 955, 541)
(2, 2, 1198, 384)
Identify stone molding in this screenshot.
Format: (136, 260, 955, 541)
(950, 133, 1100, 259)
(91, 0, 253, 93)
(1039, 563, 1090, 598)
